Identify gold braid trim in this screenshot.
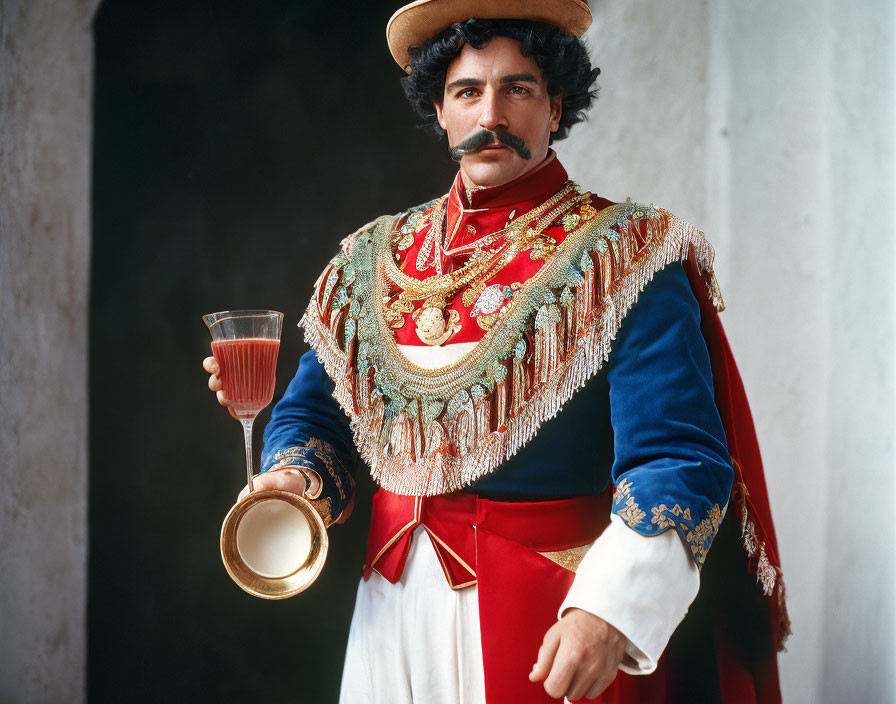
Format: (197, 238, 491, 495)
(301, 199, 722, 497)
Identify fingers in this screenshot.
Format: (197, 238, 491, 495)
(251, 468, 310, 496)
(204, 356, 225, 400)
(529, 622, 562, 684)
(541, 638, 580, 700)
(569, 663, 614, 702)
(566, 663, 594, 702)
(584, 672, 617, 702)
(544, 643, 615, 702)
(532, 611, 625, 701)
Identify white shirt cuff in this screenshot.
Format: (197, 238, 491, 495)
(558, 513, 700, 675)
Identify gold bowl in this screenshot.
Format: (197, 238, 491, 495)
(220, 489, 328, 599)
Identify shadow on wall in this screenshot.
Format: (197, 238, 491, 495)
(89, 0, 455, 700)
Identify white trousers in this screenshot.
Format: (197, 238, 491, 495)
(338, 526, 487, 704)
(336, 516, 696, 702)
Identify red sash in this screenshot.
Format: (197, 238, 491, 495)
(364, 490, 618, 703)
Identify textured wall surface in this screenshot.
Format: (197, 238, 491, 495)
(559, 1, 895, 701)
(0, 0, 100, 700)
(558, 0, 711, 225)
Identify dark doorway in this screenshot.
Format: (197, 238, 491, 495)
(89, 1, 454, 700)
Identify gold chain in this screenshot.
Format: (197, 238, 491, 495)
(415, 182, 578, 273)
(441, 182, 577, 256)
(387, 183, 585, 302)
(415, 196, 447, 272)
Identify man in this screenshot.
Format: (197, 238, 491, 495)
(204, 2, 787, 702)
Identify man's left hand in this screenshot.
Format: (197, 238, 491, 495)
(529, 608, 626, 701)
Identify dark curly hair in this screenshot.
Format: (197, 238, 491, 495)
(402, 19, 600, 144)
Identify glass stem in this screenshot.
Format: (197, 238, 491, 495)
(241, 417, 256, 492)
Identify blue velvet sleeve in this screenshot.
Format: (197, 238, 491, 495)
(607, 263, 734, 567)
(260, 350, 360, 522)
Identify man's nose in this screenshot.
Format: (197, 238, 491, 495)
(478, 89, 509, 131)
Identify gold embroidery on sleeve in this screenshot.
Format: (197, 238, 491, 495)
(615, 478, 725, 568)
(614, 478, 646, 527)
(684, 503, 724, 565)
(650, 504, 692, 529)
(268, 437, 350, 503)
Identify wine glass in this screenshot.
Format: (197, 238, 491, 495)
(203, 309, 282, 492)
(203, 309, 328, 599)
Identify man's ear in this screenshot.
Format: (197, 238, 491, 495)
(549, 95, 562, 133)
(435, 101, 447, 131)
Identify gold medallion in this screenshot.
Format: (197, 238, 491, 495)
(411, 299, 462, 346)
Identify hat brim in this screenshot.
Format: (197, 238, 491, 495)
(386, 0, 593, 73)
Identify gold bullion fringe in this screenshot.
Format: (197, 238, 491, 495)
(735, 481, 791, 650)
(301, 210, 722, 498)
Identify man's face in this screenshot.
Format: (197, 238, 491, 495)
(435, 36, 562, 189)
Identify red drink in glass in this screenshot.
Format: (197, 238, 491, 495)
(211, 338, 280, 419)
(204, 309, 282, 491)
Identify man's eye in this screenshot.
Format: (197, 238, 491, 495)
(508, 85, 529, 95)
(459, 89, 477, 98)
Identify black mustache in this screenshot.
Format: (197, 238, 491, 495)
(447, 129, 532, 161)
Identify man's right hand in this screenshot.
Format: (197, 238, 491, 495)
(239, 467, 355, 525)
(203, 355, 321, 500)
(238, 466, 320, 499)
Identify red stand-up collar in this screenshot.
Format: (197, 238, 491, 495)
(453, 152, 569, 209)
(444, 153, 569, 252)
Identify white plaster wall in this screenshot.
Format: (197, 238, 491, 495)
(0, 0, 100, 700)
(558, 1, 895, 701)
(558, 0, 711, 225)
